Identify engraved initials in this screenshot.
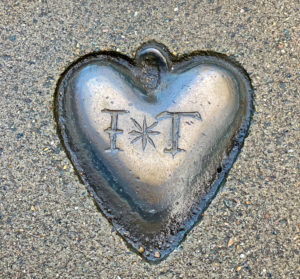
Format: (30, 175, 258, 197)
(102, 109, 202, 157)
(102, 109, 129, 152)
(156, 111, 202, 157)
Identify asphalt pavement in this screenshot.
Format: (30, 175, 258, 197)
(0, 1, 299, 278)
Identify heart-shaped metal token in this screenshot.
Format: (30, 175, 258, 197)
(55, 42, 252, 261)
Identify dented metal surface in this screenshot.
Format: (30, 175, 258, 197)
(55, 42, 253, 261)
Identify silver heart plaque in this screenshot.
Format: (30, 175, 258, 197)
(55, 42, 252, 261)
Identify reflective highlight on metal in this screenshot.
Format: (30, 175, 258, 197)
(55, 42, 253, 261)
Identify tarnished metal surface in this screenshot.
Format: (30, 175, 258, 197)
(55, 42, 252, 261)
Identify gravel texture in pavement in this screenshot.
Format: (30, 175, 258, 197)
(0, 1, 299, 278)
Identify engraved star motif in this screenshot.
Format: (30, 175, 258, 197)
(129, 116, 160, 151)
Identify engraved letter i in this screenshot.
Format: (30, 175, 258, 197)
(102, 109, 129, 152)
